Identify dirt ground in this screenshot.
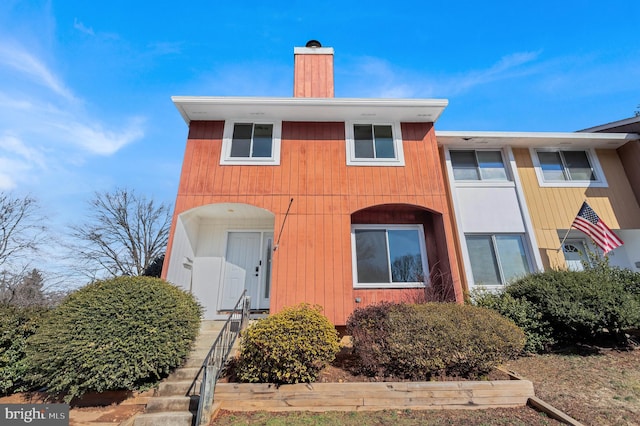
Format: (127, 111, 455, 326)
(218, 345, 640, 425)
(4, 346, 638, 425)
(212, 407, 559, 425)
(0, 389, 151, 425)
(504, 347, 640, 426)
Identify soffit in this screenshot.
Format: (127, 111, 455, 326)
(172, 96, 448, 124)
(436, 130, 640, 149)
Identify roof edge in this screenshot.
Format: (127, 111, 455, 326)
(578, 115, 640, 133)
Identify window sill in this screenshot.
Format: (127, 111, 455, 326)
(346, 159, 405, 167)
(353, 283, 426, 289)
(470, 284, 506, 292)
(220, 158, 280, 166)
(454, 181, 515, 188)
(536, 180, 608, 188)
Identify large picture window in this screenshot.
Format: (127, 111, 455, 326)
(352, 225, 427, 287)
(450, 150, 508, 181)
(466, 234, 530, 286)
(346, 122, 404, 166)
(221, 121, 281, 165)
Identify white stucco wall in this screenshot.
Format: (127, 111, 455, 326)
(456, 186, 525, 233)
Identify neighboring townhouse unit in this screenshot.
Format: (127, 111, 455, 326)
(581, 115, 640, 207)
(438, 130, 640, 291)
(163, 41, 640, 320)
(162, 42, 464, 324)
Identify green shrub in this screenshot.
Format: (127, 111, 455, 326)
(472, 290, 554, 353)
(345, 302, 395, 376)
(0, 305, 47, 395)
(507, 269, 640, 344)
(347, 302, 525, 380)
(589, 263, 640, 301)
(235, 304, 340, 384)
(26, 277, 202, 401)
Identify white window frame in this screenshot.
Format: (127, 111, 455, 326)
(530, 148, 607, 188)
(345, 122, 405, 166)
(351, 224, 428, 289)
(449, 149, 511, 183)
(220, 121, 282, 165)
(465, 233, 532, 287)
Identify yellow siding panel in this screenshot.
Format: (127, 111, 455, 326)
(513, 147, 640, 269)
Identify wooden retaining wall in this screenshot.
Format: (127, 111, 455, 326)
(214, 380, 535, 412)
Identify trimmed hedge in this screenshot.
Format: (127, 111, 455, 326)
(507, 269, 640, 344)
(235, 304, 340, 384)
(347, 302, 525, 380)
(0, 306, 47, 395)
(26, 276, 202, 401)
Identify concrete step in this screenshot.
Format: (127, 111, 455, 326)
(134, 412, 194, 426)
(194, 332, 220, 345)
(157, 380, 201, 397)
(145, 395, 199, 413)
(193, 340, 218, 351)
(168, 367, 202, 381)
(187, 348, 211, 361)
(199, 320, 226, 332)
(183, 356, 206, 368)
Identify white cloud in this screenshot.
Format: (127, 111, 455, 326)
(0, 155, 31, 190)
(49, 117, 146, 155)
(340, 50, 543, 98)
(0, 41, 76, 101)
(0, 40, 145, 190)
(147, 41, 182, 56)
(0, 133, 46, 168)
(445, 51, 542, 94)
(73, 18, 95, 36)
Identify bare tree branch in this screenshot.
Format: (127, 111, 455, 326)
(70, 188, 172, 278)
(0, 192, 46, 268)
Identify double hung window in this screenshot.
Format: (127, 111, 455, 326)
(352, 225, 427, 287)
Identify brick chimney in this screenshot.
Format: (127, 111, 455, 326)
(293, 40, 334, 98)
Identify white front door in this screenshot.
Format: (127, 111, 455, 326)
(221, 232, 271, 310)
(563, 240, 589, 271)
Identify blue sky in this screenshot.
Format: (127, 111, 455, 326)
(1, 0, 639, 280)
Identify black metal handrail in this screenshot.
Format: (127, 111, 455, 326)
(188, 291, 251, 425)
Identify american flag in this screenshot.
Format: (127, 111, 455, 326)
(571, 201, 623, 255)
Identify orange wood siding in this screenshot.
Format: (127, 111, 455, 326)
(164, 121, 462, 325)
(617, 141, 640, 207)
(293, 54, 334, 97)
(513, 148, 640, 269)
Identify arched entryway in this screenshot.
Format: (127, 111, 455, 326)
(351, 203, 456, 302)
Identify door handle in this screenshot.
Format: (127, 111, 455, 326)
(255, 266, 259, 276)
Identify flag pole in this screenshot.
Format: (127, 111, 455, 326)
(556, 228, 572, 252)
(556, 200, 586, 252)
